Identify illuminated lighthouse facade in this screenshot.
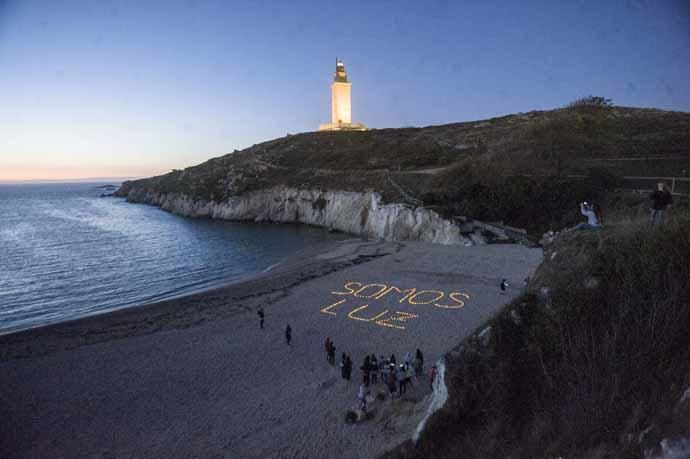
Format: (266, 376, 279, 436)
(319, 59, 367, 131)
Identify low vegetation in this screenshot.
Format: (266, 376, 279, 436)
(117, 105, 690, 236)
(383, 214, 690, 458)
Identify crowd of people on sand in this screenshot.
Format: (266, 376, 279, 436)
(324, 338, 438, 412)
(256, 314, 440, 412)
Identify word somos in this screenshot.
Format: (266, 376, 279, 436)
(331, 282, 470, 309)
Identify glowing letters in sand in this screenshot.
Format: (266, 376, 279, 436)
(320, 282, 471, 331)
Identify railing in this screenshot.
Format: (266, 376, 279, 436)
(620, 176, 690, 196)
(385, 169, 424, 206)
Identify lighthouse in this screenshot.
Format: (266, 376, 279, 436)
(319, 59, 367, 131)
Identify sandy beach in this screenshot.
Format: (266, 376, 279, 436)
(0, 239, 542, 459)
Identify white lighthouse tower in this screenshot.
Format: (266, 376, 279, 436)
(319, 59, 367, 131)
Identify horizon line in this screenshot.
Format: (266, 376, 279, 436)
(0, 176, 143, 185)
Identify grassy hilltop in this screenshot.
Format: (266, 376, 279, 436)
(118, 103, 690, 236)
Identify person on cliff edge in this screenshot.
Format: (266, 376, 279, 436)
(574, 201, 601, 231)
(649, 182, 673, 227)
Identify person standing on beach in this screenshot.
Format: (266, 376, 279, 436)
(257, 308, 264, 329)
(388, 364, 397, 399)
(382, 358, 390, 385)
(413, 349, 423, 376)
(398, 364, 407, 396)
(329, 341, 336, 365)
(361, 355, 371, 387)
(345, 355, 353, 381)
(379, 355, 387, 384)
(370, 355, 378, 385)
(285, 324, 292, 345)
(430, 365, 438, 390)
(405, 364, 415, 388)
(325, 338, 330, 362)
(358, 384, 368, 412)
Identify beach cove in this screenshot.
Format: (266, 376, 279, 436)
(0, 239, 542, 458)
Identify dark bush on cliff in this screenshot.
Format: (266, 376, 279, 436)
(384, 218, 690, 458)
(567, 95, 614, 109)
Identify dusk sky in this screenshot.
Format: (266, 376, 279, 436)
(1, 0, 689, 181)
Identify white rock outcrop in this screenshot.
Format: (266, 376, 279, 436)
(414, 358, 448, 442)
(123, 186, 478, 245)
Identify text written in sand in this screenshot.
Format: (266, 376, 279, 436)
(319, 282, 471, 330)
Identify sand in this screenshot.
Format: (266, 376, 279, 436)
(0, 239, 542, 459)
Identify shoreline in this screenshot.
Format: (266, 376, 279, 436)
(0, 236, 352, 340)
(0, 239, 542, 459)
(0, 238, 382, 361)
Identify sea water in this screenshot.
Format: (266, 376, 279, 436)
(0, 183, 347, 334)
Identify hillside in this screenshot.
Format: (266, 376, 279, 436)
(117, 105, 690, 236)
(383, 218, 690, 459)
(112, 104, 690, 457)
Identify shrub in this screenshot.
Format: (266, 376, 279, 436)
(386, 218, 690, 458)
(567, 95, 613, 108)
(584, 166, 624, 192)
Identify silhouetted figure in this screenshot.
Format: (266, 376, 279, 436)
(370, 355, 378, 384)
(398, 364, 407, 395)
(345, 355, 353, 381)
(430, 365, 438, 390)
(361, 355, 371, 387)
(382, 358, 390, 385)
(413, 356, 423, 376)
(414, 348, 424, 376)
(500, 279, 509, 294)
(358, 384, 368, 411)
(257, 308, 264, 329)
(328, 341, 336, 365)
(388, 364, 397, 398)
(325, 338, 335, 364)
(650, 182, 673, 227)
(285, 324, 291, 345)
(340, 352, 347, 379)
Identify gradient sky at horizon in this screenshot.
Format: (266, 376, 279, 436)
(1, 0, 689, 181)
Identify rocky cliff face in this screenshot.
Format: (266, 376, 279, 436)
(121, 186, 482, 245)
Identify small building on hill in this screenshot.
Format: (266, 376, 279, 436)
(319, 59, 367, 131)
